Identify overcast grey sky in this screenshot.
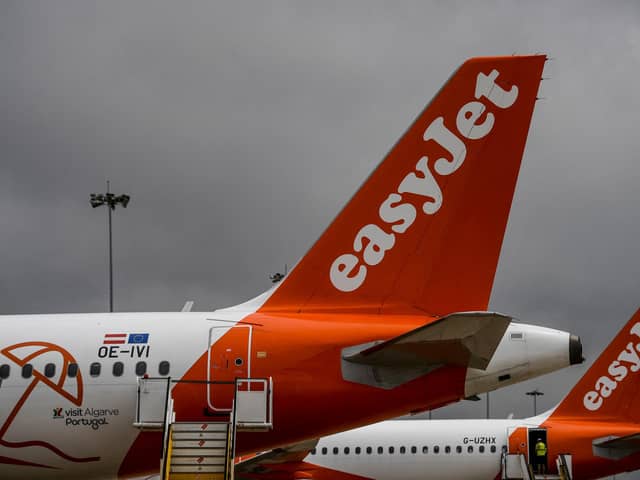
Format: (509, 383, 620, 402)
(2, 0, 640, 472)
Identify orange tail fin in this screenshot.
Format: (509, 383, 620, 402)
(261, 55, 546, 315)
(550, 308, 640, 422)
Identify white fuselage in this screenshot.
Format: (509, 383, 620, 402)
(308, 418, 533, 480)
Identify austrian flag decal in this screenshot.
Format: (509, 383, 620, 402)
(102, 333, 149, 345)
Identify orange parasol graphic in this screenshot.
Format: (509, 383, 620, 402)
(0, 341, 99, 465)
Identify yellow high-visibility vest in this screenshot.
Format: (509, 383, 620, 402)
(535, 441, 547, 456)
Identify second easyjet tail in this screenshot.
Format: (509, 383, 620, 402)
(549, 308, 640, 422)
(260, 55, 546, 315)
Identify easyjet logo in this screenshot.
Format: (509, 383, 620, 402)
(330, 69, 520, 292)
(583, 322, 640, 411)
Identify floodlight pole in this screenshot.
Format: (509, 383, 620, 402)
(486, 391, 490, 419)
(107, 182, 113, 313)
(90, 181, 130, 312)
(526, 389, 544, 416)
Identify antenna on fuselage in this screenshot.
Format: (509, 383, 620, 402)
(269, 264, 288, 284)
(181, 301, 194, 312)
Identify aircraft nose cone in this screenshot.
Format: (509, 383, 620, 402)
(569, 334, 584, 365)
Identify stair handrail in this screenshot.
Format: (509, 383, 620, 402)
(518, 453, 534, 480)
(134, 376, 171, 428)
(159, 377, 173, 479)
(135, 377, 141, 425)
(268, 376, 273, 427)
(233, 377, 274, 428)
(557, 453, 572, 480)
(228, 395, 237, 480)
(500, 446, 507, 479)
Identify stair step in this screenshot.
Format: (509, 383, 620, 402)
(171, 456, 226, 466)
(172, 439, 227, 449)
(170, 464, 225, 473)
(172, 447, 226, 457)
(167, 473, 225, 480)
(172, 422, 228, 433)
(172, 431, 227, 441)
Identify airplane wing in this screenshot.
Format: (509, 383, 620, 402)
(593, 433, 640, 460)
(341, 311, 511, 389)
(235, 440, 372, 480)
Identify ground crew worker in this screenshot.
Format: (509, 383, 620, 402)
(534, 437, 547, 474)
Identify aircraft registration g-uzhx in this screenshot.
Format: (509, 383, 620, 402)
(0, 54, 584, 480)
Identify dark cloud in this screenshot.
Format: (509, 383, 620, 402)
(2, 1, 640, 475)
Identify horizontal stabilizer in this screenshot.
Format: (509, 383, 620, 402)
(235, 438, 318, 475)
(341, 312, 511, 389)
(235, 439, 371, 479)
(593, 433, 640, 460)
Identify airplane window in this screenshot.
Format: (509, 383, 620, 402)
(158, 361, 170, 376)
(135, 361, 147, 376)
(344, 447, 350, 455)
(0, 364, 9, 379)
(389, 446, 394, 454)
(491, 445, 497, 453)
(456, 446, 462, 453)
(333, 447, 338, 455)
(321, 447, 327, 455)
(434, 446, 440, 454)
(311, 448, 316, 455)
(113, 362, 124, 377)
(366, 447, 372, 454)
(411, 446, 417, 454)
(21, 364, 33, 379)
(67, 363, 78, 378)
(377, 446, 383, 454)
(399, 446, 405, 454)
(468, 446, 473, 453)
(479, 445, 485, 453)
(44, 363, 55, 378)
(445, 446, 451, 454)
(422, 446, 428, 454)
(90, 362, 101, 377)
(355, 447, 361, 454)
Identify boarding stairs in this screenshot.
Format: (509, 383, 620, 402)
(165, 422, 231, 479)
(502, 452, 572, 480)
(134, 376, 273, 480)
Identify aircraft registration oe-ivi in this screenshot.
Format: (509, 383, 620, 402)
(0, 54, 583, 480)
(237, 307, 640, 480)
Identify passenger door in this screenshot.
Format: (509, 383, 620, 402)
(207, 324, 252, 412)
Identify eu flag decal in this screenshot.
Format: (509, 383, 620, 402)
(128, 333, 150, 344)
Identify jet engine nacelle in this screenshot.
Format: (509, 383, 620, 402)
(464, 322, 583, 396)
